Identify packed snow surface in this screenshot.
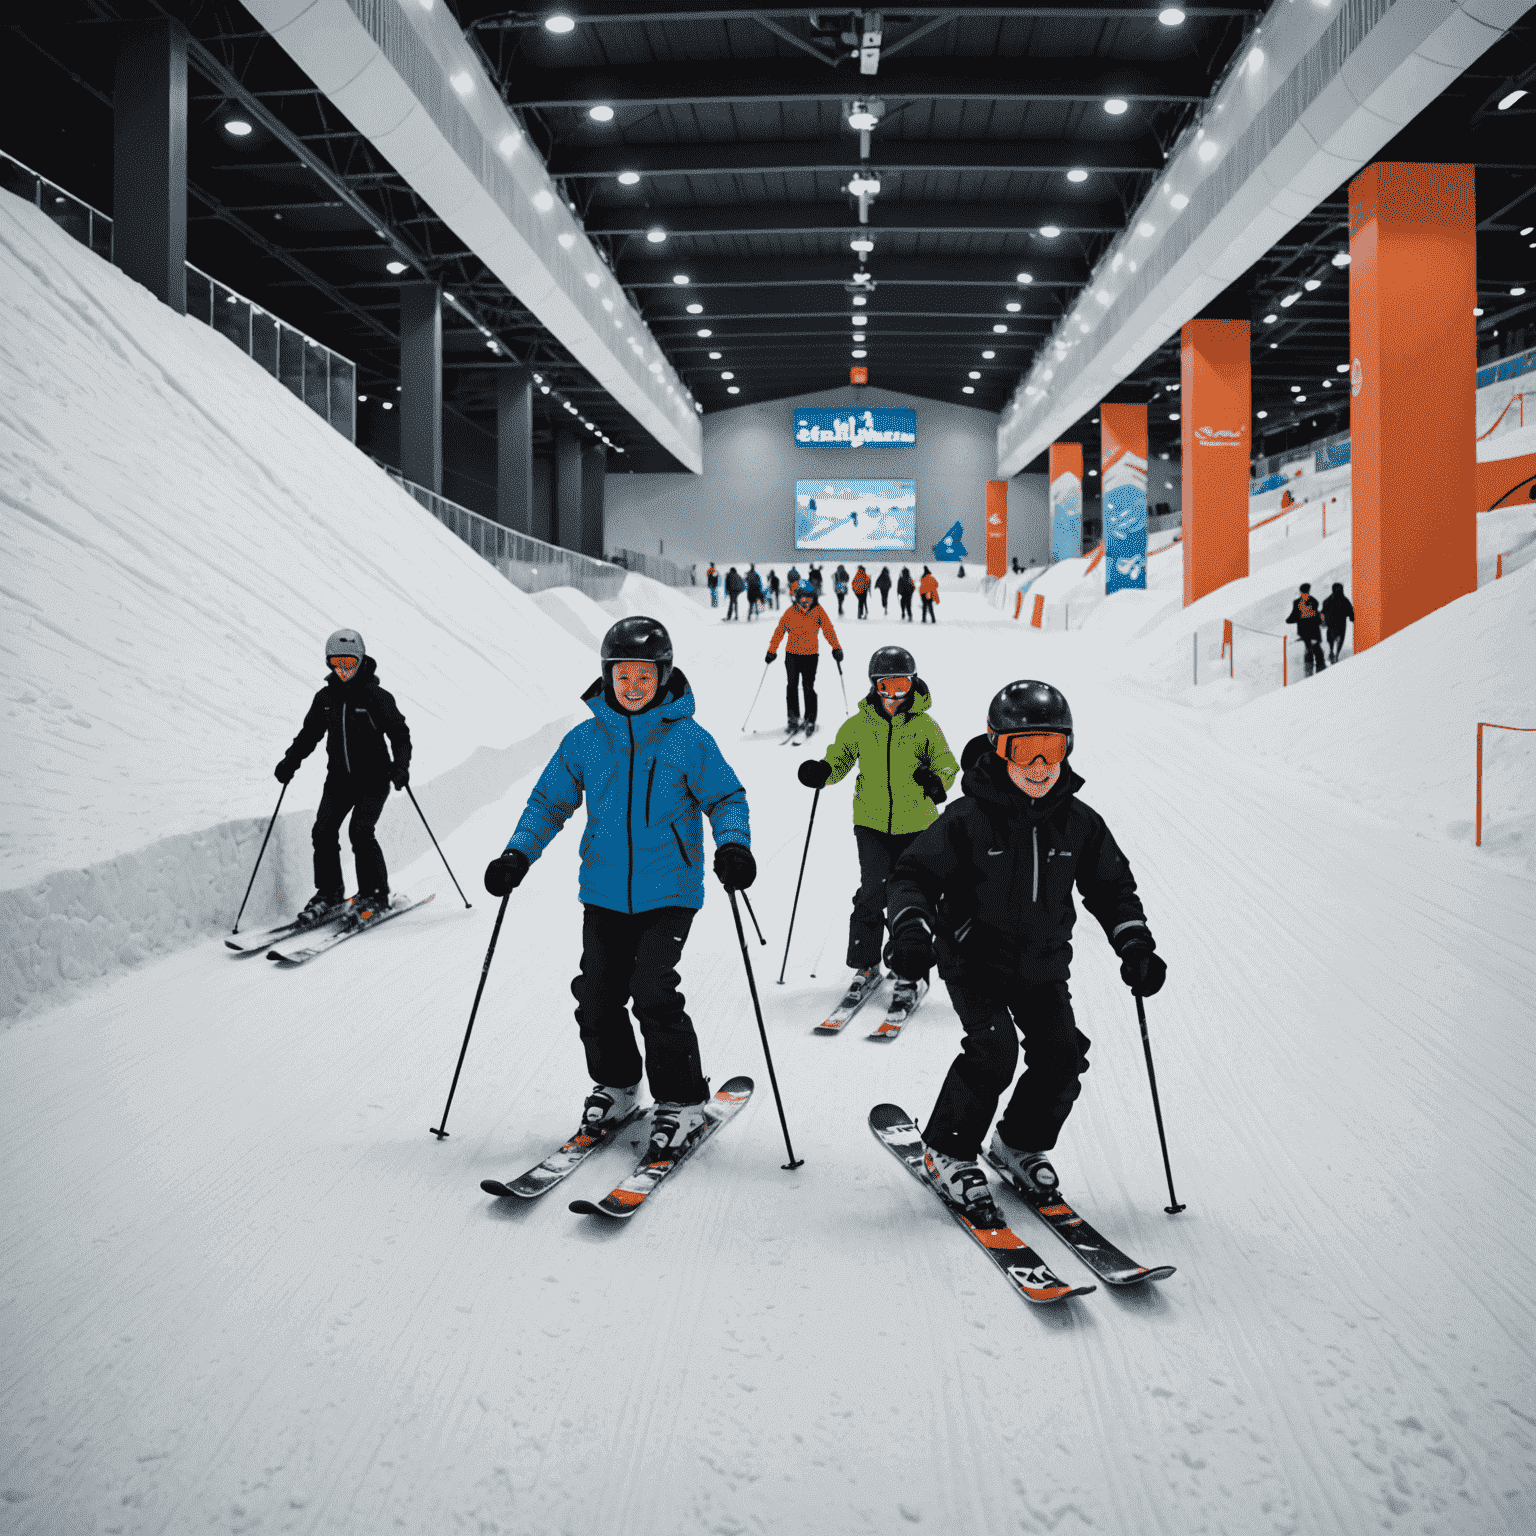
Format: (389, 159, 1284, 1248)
(3, 586, 1534, 1535)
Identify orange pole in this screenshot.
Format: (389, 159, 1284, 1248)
(985, 479, 1009, 577)
(1181, 320, 1250, 606)
(1014, 589, 1023, 620)
(1282, 638, 1287, 688)
(1030, 593, 1045, 628)
(1497, 552, 1508, 579)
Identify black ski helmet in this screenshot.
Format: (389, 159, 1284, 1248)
(986, 680, 1073, 755)
(796, 583, 820, 605)
(600, 616, 674, 690)
(868, 645, 916, 681)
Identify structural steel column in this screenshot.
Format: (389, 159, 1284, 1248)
(398, 282, 442, 493)
(113, 20, 188, 314)
(496, 367, 534, 533)
(580, 444, 607, 558)
(1348, 163, 1477, 651)
(555, 430, 583, 550)
(1179, 320, 1251, 606)
(1048, 444, 1083, 564)
(1100, 404, 1148, 592)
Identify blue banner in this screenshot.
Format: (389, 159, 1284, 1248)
(932, 521, 967, 561)
(794, 407, 916, 448)
(1103, 447, 1148, 594)
(1050, 469, 1082, 564)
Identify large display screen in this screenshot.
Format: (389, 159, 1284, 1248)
(795, 479, 917, 551)
(794, 407, 916, 448)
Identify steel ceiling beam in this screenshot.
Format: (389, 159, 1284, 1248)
(473, 5, 1261, 26)
(592, 201, 1123, 237)
(618, 255, 1088, 287)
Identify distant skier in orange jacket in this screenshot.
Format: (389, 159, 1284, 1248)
(918, 568, 940, 624)
(765, 583, 844, 736)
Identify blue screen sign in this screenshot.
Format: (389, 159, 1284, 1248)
(795, 407, 916, 448)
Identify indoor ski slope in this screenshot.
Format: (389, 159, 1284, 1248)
(3, 587, 1534, 1536)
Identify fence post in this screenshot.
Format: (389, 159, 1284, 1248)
(1031, 593, 1045, 628)
(1014, 589, 1023, 620)
(1282, 637, 1288, 688)
(1497, 552, 1509, 579)
(1476, 722, 1484, 846)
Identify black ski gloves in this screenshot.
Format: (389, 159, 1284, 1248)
(713, 842, 757, 890)
(885, 915, 934, 980)
(764, 651, 777, 665)
(913, 765, 947, 805)
(392, 765, 409, 791)
(831, 648, 845, 664)
(274, 755, 299, 784)
(1118, 940, 1167, 997)
(484, 848, 530, 896)
(798, 758, 832, 789)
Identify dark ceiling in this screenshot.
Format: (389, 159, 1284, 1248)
(3, 2, 1532, 485)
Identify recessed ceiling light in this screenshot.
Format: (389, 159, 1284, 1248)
(852, 349, 867, 358)
(1158, 6, 1185, 24)
(1170, 192, 1189, 210)
(1280, 293, 1300, 307)
(498, 133, 520, 156)
(1513, 287, 1528, 297)
(962, 386, 975, 394)
(1332, 252, 1351, 267)
(1473, 307, 1484, 316)
(533, 190, 554, 212)
(1336, 364, 1349, 373)
(721, 371, 734, 380)
(1304, 278, 1321, 291)
(1295, 395, 1307, 402)
(672, 274, 689, 285)
(1256, 410, 1267, 419)
(1005, 302, 1021, 313)
(617, 171, 640, 186)
(708, 350, 722, 359)
(558, 232, 576, 249)
(982, 350, 995, 359)
(589, 104, 614, 122)
(1104, 98, 1129, 116)
(686, 303, 703, 313)
(1040, 225, 1061, 239)
(851, 236, 875, 252)
(697, 328, 712, 337)
(1522, 227, 1534, 237)
(449, 72, 474, 97)
(848, 106, 879, 131)
(386, 260, 408, 275)
(968, 371, 981, 379)
(545, 13, 576, 33)
(993, 324, 1008, 333)
(1168, 412, 1179, 421)
(727, 386, 740, 395)
(852, 315, 868, 326)
(1290, 384, 1301, 392)
(1246, 47, 1264, 75)
(1263, 313, 1278, 324)
(1016, 272, 1033, 284)
(1067, 168, 1088, 183)
(1498, 88, 1528, 110)
(852, 295, 867, 306)
(224, 119, 253, 137)
(585, 272, 601, 288)
(647, 228, 667, 243)
(381, 400, 393, 410)
(1138, 221, 1156, 238)
(1197, 139, 1220, 163)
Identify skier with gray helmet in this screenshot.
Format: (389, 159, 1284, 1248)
(273, 628, 412, 926)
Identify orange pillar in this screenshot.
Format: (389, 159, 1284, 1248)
(1180, 319, 1250, 606)
(985, 480, 1008, 576)
(1349, 163, 1477, 650)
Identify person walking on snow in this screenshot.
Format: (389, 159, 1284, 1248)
(745, 566, 764, 620)
(852, 565, 872, 618)
(765, 582, 843, 737)
(875, 566, 892, 615)
(767, 569, 781, 610)
(797, 644, 958, 1018)
(706, 562, 719, 608)
(274, 628, 411, 924)
(1287, 583, 1327, 676)
(883, 680, 1165, 1229)
(919, 567, 940, 623)
(1322, 582, 1354, 663)
(483, 617, 756, 1166)
(897, 567, 916, 621)
(833, 565, 850, 616)
(724, 565, 744, 621)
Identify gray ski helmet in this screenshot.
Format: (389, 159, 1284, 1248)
(869, 644, 916, 681)
(600, 615, 673, 690)
(325, 628, 365, 661)
(987, 680, 1073, 755)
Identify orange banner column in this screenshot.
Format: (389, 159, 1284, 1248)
(985, 479, 1008, 576)
(1180, 319, 1250, 606)
(1349, 163, 1477, 651)
(1048, 443, 1084, 563)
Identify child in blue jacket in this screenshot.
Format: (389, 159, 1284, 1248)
(484, 617, 755, 1165)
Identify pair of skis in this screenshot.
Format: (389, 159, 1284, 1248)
(481, 1077, 754, 1221)
(869, 1104, 1174, 1306)
(816, 970, 928, 1041)
(223, 893, 434, 965)
(780, 721, 819, 748)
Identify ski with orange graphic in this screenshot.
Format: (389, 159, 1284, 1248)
(481, 1109, 647, 1200)
(868, 1103, 1094, 1305)
(569, 1077, 754, 1221)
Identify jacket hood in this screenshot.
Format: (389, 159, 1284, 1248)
(583, 665, 696, 724)
(959, 733, 1083, 820)
(861, 676, 933, 720)
(324, 655, 379, 688)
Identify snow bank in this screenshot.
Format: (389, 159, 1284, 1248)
(0, 189, 593, 1016)
(602, 571, 710, 632)
(532, 585, 614, 650)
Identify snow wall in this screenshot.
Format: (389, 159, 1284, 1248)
(0, 190, 603, 1020)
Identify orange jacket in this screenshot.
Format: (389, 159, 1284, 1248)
(919, 574, 939, 600)
(851, 570, 871, 594)
(769, 602, 841, 657)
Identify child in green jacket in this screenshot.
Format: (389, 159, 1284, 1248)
(798, 645, 959, 1016)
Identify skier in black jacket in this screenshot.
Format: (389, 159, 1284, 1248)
(1286, 584, 1327, 676)
(1321, 582, 1354, 663)
(274, 628, 412, 922)
(883, 680, 1165, 1227)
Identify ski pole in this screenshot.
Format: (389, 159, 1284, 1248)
(777, 787, 820, 984)
(741, 662, 769, 732)
(834, 655, 849, 715)
(727, 887, 803, 1171)
(430, 893, 510, 1139)
(405, 784, 471, 908)
(1135, 994, 1186, 1214)
(740, 889, 767, 946)
(231, 781, 287, 934)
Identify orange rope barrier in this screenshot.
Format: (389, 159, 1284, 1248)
(1476, 721, 1536, 846)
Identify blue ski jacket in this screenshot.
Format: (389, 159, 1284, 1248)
(506, 670, 750, 913)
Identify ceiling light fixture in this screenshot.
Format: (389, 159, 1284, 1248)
(558, 232, 575, 249)
(1304, 278, 1321, 291)
(1170, 192, 1189, 210)
(852, 295, 867, 306)
(1513, 287, 1528, 297)
(1067, 168, 1088, 183)
(727, 385, 740, 395)
(646, 228, 667, 243)
(545, 13, 576, 33)
(1331, 252, 1350, 267)
(1139, 221, 1156, 237)
(968, 371, 981, 379)
(1473, 307, 1484, 316)
(1280, 292, 1300, 307)
(1104, 98, 1129, 116)
(1158, 7, 1186, 24)
(993, 324, 1008, 334)
(708, 350, 722, 359)
(962, 386, 975, 394)
(672, 274, 689, 285)
(533, 190, 554, 212)
(686, 303, 703, 313)
(224, 120, 253, 137)
(1246, 47, 1264, 75)
(1256, 410, 1267, 419)
(721, 371, 734, 380)
(1263, 313, 1278, 323)
(617, 171, 640, 186)
(589, 104, 614, 122)
(449, 72, 474, 96)
(697, 328, 712, 337)
(386, 260, 407, 275)
(1005, 302, 1021, 313)
(851, 236, 875, 253)
(1336, 364, 1349, 373)
(851, 316, 868, 326)
(982, 350, 995, 359)
(1522, 227, 1534, 237)
(1039, 225, 1060, 239)
(498, 133, 520, 157)
(1198, 139, 1220, 163)
(1498, 88, 1528, 110)
(585, 272, 601, 287)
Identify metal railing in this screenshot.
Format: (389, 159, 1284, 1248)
(609, 548, 695, 587)
(380, 465, 627, 601)
(1, 148, 356, 442)
(1251, 427, 1352, 485)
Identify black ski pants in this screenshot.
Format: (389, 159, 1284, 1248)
(899, 594, 913, 620)
(312, 775, 389, 899)
(856, 592, 869, 619)
(786, 652, 820, 723)
(848, 826, 920, 970)
(836, 592, 846, 615)
(1301, 635, 1326, 675)
(920, 597, 936, 623)
(1326, 625, 1347, 662)
(923, 981, 1090, 1160)
(572, 904, 706, 1105)
(726, 593, 740, 620)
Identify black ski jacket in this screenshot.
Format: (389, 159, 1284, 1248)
(887, 739, 1152, 992)
(282, 657, 411, 791)
(1321, 592, 1354, 630)
(875, 571, 892, 595)
(725, 569, 745, 596)
(1286, 594, 1323, 640)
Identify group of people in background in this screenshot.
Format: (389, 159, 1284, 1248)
(1287, 581, 1354, 676)
(707, 561, 945, 625)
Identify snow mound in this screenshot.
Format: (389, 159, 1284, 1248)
(602, 571, 710, 632)
(0, 189, 592, 1015)
(532, 585, 613, 650)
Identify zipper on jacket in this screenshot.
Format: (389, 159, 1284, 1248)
(645, 758, 657, 826)
(886, 713, 895, 834)
(341, 696, 351, 774)
(625, 715, 636, 913)
(670, 823, 692, 866)
(1031, 825, 1040, 903)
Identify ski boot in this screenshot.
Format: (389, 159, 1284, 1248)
(786, 715, 802, 736)
(296, 891, 344, 927)
(580, 1083, 640, 1136)
(646, 1100, 711, 1165)
(987, 1130, 1060, 1203)
(349, 889, 392, 925)
(923, 1145, 1007, 1229)
(802, 720, 818, 739)
(890, 976, 922, 1014)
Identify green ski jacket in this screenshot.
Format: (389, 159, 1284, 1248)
(821, 685, 959, 836)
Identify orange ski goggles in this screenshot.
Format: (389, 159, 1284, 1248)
(329, 654, 361, 681)
(992, 729, 1069, 766)
(874, 675, 913, 699)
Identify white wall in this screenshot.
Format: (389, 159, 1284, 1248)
(605, 385, 1049, 570)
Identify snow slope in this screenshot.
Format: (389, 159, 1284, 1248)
(0, 189, 592, 1015)
(2, 598, 1533, 1536)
